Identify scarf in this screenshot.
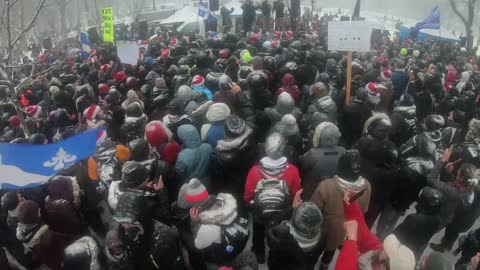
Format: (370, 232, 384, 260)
(259, 156, 287, 177)
(335, 176, 366, 192)
(16, 223, 41, 243)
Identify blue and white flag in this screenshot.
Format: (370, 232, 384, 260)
(414, 6, 440, 31)
(198, 0, 211, 20)
(80, 32, 91, 59)
(0, 128, 100, 189)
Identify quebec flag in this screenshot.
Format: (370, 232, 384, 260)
(80, 32, 91, 59)
(0, 128, 100, 189)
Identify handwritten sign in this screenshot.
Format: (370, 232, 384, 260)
(102, 7, 114, 43)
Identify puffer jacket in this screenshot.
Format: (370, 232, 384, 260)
(390, 105, 418, 147)
(120, 114, 148, 143)
(306, 95, 337, 124)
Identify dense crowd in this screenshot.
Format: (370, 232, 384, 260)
(1, 9, 480, 270)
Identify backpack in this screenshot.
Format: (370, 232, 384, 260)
(253, 167, 292, 224)
(218, 216, 249, 259)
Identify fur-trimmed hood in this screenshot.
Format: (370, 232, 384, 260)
(216, 126, 253, 152)
(363, 112, 390, 134)
(199, 193, 237, 225)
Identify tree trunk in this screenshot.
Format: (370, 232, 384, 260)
(58, 3, 67, 36)
(152, 0, 156, 11)
(466, 28, 474, 52)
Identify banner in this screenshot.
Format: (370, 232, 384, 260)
(414, 6, 440, 31)
(102, 7, 114, 43)
(0, 129, 100, 189)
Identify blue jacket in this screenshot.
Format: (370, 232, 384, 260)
(175, 125, 213, 185)
(205, 122, 225, 148)
(192, 86, 213, 100)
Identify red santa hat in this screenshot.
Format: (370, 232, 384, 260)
(169, 38, 178, 47)
(381, 69, 392, 81)
(25, 105, 42, 118)
(161, 49, 171, 59)
(101, 64, 109, 72)
(83, 105, 101, 127)
(191, 75, 205, 88)
(366, 82, 380, 96)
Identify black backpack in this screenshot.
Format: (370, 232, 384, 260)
(253, 167, 292, 224)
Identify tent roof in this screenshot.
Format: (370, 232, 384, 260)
(161, 5, 198, 24)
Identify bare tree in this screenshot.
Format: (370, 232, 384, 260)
(129, 0, 146, 20)
(0, 0, 47, 64)
(450, 0, 480, 52)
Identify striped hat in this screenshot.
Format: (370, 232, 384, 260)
(185, 178, 209, 203)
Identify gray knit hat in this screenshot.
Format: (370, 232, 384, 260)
(291, 202, 323, 238)
(313, 122, 341, 148)
(121, 161, 149, 189)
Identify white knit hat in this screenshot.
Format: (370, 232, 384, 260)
(206, 103, 231, 122)
(383, 234, 416, 270)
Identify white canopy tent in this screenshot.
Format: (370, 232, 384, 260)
(161, 5, 198, 24)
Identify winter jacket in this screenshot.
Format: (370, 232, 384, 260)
(235, 90, 256, 128)
(425, 160, 473, 226)
(23, 225, 74, 270)
(276, 74, 302, 104)
(334, 202, 383, 270)
(339, 100, 372, 147)
(400, 128, 459, 160)
(175, 125, 213, 186)
(44, 199, 83, 235)
(214, 90, 238, 112)
(192, 86, 213, 100)
(390, 105, 417, 147)
(146, 221, 186, 270)
(393, 213, 444, 259)
(244, 163, 301, 205)
(120, 115, 147, 144)
(201, 121, 225, 148)
(266, 223, 308, 270)
(305, 95, 337, 124)
(310, 177, 371, 250)
(211, 126, 254, 196)
(391, 70, 408, 100)
(299, 146, 346, 200)
(355, 135, 398, 206)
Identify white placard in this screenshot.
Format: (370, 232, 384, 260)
(328, 21, 372, 52)
(117, 41, 140, 65)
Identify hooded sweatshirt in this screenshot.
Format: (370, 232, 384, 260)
(175, 125, 213, 185)
(276, 74, 301, 104)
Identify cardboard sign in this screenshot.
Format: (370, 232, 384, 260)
(116, 41, 140, 65)
(102, 7, 114, 43)
(328, 21, 372, 52)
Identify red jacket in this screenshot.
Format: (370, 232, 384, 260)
(334, 202, 383, 270)
(243, 163, 301, 204)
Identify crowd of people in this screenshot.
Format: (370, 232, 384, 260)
(1, 8, 480, 270)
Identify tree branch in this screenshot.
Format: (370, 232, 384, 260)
(450, 0, 469, 26)
(9, 0, 46, 49)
